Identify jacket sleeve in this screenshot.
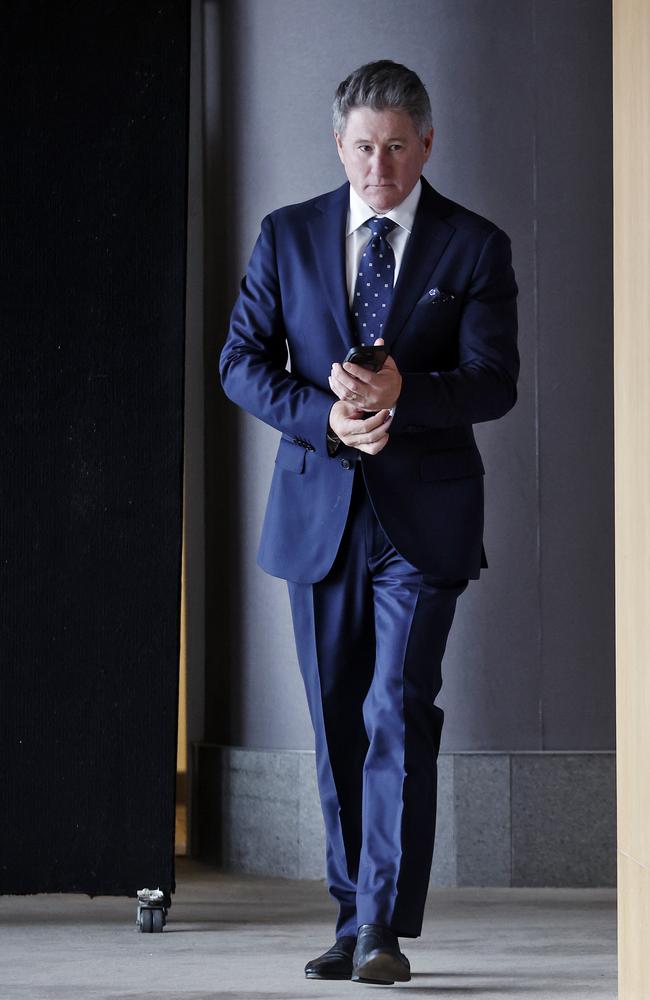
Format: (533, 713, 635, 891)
(219, 214, 334, 456)
(390, 227, 519, 432)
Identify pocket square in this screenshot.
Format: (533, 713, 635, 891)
(427, 287, 455, 304)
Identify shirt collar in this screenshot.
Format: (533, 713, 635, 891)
(347, 178, 422, 236)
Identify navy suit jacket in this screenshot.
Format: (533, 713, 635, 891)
(220, 178, 519, 584)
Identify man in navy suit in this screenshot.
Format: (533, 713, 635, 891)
(220, 60, 518, 986)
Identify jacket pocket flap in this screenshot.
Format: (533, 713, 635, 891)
(420, 448, 484, 482)
(275, 440, 306, 473)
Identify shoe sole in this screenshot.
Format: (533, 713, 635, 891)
(352, 949, 411, 985)
(305, 972, 352, 980)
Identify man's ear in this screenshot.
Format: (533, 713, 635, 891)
(422, 127, 434, 162)
(334, 130, 345, 165)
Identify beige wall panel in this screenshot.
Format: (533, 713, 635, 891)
(614, 0, 650, 996)
(618, 853, 650, 999)
(614, 0, 650, 863)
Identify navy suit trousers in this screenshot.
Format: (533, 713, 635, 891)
(288, 467, 467, 939)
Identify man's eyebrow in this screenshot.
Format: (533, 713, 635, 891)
(351, 135, 408, 143)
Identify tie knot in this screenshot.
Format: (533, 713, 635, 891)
(367, 216, 397, 238)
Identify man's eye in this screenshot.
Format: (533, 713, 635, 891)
(390, 144, 403, 151)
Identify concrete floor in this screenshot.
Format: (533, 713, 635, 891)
(0, 858, 616, 1000)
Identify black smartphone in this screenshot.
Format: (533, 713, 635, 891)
(343, 345, 389, 373)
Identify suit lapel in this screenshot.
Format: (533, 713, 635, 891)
(307, 183, 356, 352)
(382, 180, 455, 350)
(306, 180, 455, 353)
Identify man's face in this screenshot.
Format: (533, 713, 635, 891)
(335, 106, 433, 213)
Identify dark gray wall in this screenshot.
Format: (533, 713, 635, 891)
(203, 0, 614, 752)
(183, 0, 207, 771)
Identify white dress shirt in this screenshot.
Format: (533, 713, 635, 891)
(345, 179, 422, 307)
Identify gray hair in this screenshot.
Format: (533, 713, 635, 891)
(332, 60, 432, 139)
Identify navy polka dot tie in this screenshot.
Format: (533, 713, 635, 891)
(352, 217, 398, 344)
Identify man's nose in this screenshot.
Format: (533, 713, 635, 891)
(370, 150, 391, 175)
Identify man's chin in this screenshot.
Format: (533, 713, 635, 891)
(365, 186, 399, 212)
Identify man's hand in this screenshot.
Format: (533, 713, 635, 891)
(328, 401, 392, 455)
(329, 337, 402, 412)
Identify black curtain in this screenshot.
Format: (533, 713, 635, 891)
(0, 1, 189, 895)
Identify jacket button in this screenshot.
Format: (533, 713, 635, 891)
(340, 459, 351, 470)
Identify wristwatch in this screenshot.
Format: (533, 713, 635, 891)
(326, 427, 341, 456)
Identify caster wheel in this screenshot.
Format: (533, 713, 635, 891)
(136, 888, 168, 931)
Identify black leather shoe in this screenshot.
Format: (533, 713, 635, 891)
(304, 936, 356, 980)
(352, 924, 411, 984)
